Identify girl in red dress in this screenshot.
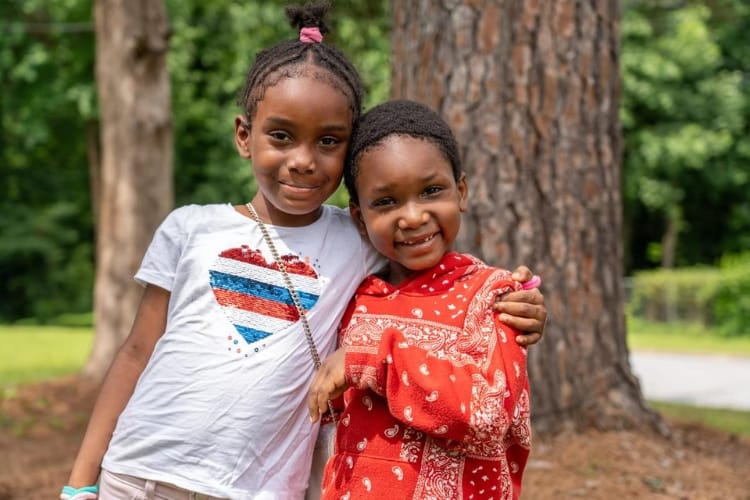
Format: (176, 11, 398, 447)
(308, 100, 533, 499)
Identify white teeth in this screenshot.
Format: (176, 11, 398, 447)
(401, 234, 434, 246)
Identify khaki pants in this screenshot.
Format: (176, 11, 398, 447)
(305, 424, 336, 500)
(98, 470, 226, 500)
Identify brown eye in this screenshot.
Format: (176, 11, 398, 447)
(320, 136, 342, 149)
(424, 185, 444, 196)
(371, 197, 395, 208)
(269, 131, 291, 142)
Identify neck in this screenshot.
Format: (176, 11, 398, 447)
(383, 262, 415, 287)
(384, 251, 454, 286)
(245, 198, 323, 227)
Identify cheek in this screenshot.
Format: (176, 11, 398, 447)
(364, 217, 393, 249)
(325, 151, 347, 179)
(440, 208, 463, 241)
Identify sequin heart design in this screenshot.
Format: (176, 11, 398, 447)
(209, 246, 320, 352)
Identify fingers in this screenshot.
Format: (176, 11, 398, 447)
(307, 348, 348, 422)
(511, 265, 533, 282)
(501, 314, 546, 336)
(515, 332, 542, 346)
(308, 374, 339, 423)
(499, 288, 544, 305)
(494, 288, 548, 341)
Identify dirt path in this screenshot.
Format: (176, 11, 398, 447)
(1, 376, 748, 500)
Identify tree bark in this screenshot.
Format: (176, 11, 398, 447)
(391, 0, 664, 435)
(85, 0, 173, 379)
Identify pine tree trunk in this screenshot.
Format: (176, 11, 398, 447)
(85, 0, 173, 379)
(391, 0, 664, 434)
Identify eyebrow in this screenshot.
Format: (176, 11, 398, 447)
(264, 116, 350, 133)
(368, 172, 444, 194)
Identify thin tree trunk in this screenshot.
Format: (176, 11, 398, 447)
(85, 0, 173, 379)
(391, 0, 664, 435)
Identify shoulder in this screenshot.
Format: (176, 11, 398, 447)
(456, 253, 518, 295)
(168, 203, 232, 220)
(322, 204, 356, 227)
(319, 205, 363, 240)
(161, 203, 234, 228)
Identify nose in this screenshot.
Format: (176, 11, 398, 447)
(397, 201, 429, 230)
(287, 144, 315, 173)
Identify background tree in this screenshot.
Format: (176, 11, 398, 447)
(84, 0, 173, 378)
(391, 0, 663, 433)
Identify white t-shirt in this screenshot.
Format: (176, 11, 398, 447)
(102, 203, 382, 499)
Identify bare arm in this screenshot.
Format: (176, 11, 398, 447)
(67, 284, 169, 487)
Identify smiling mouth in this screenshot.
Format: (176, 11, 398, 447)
(398, 233, 437, 246)
(281, 181, 319, 191)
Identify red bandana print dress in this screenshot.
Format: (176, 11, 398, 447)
(322, 252, 532, 500)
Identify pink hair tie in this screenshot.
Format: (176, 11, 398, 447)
(300, 26, 323, 44)
(521, 275, 542, 290)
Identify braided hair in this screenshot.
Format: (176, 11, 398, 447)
(236, 1, 364, 126)
(344, 100, 463, 203)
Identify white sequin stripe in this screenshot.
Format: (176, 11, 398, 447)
(221, 305, 294, 332)
(212, 255, 320, 295)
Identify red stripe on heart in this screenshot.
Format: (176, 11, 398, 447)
(213, 288, 299, 322)
(221, 247, 318, 278)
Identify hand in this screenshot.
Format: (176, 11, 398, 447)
(308, 347, 348, 423)
(494, 266, 547, 346)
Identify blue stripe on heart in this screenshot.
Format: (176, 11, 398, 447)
(234, 324, 273, 344)
(209, 270, 319, 310)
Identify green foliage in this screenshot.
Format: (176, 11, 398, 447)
(629, 259, 750, 337)
(712, 253, 750, 336)
(0, 0, 95, 321)
(628, 267, 722, 323)
(621, 0, 750, 270)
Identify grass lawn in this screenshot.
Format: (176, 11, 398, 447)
(650, 401, 750, 437)
(626, 316, 750, 356)
(0, 325, 93, 386)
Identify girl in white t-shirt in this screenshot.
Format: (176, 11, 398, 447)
(64, 3, 547, 500)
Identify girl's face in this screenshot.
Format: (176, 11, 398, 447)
(235, 72, 352, 227)
(350, 135, 468, 285)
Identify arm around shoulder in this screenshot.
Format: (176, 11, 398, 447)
(67, 284, 169, 488)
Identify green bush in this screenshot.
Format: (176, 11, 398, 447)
(628, 255, 750, 337)
(628, 267, 722, 324)
(712, 253, 750, 337)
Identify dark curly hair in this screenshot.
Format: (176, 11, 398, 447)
(344, 100, 462, 203)
(236, 1, 364, 126)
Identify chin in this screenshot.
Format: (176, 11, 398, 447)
(406, 256, 443, 272)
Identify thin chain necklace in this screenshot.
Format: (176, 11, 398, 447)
(245, 202, 336, 420)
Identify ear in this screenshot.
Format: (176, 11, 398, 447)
(234, 115, 252, 159)
(457, 172, 469, 212)
(349, 201, 368, 237)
